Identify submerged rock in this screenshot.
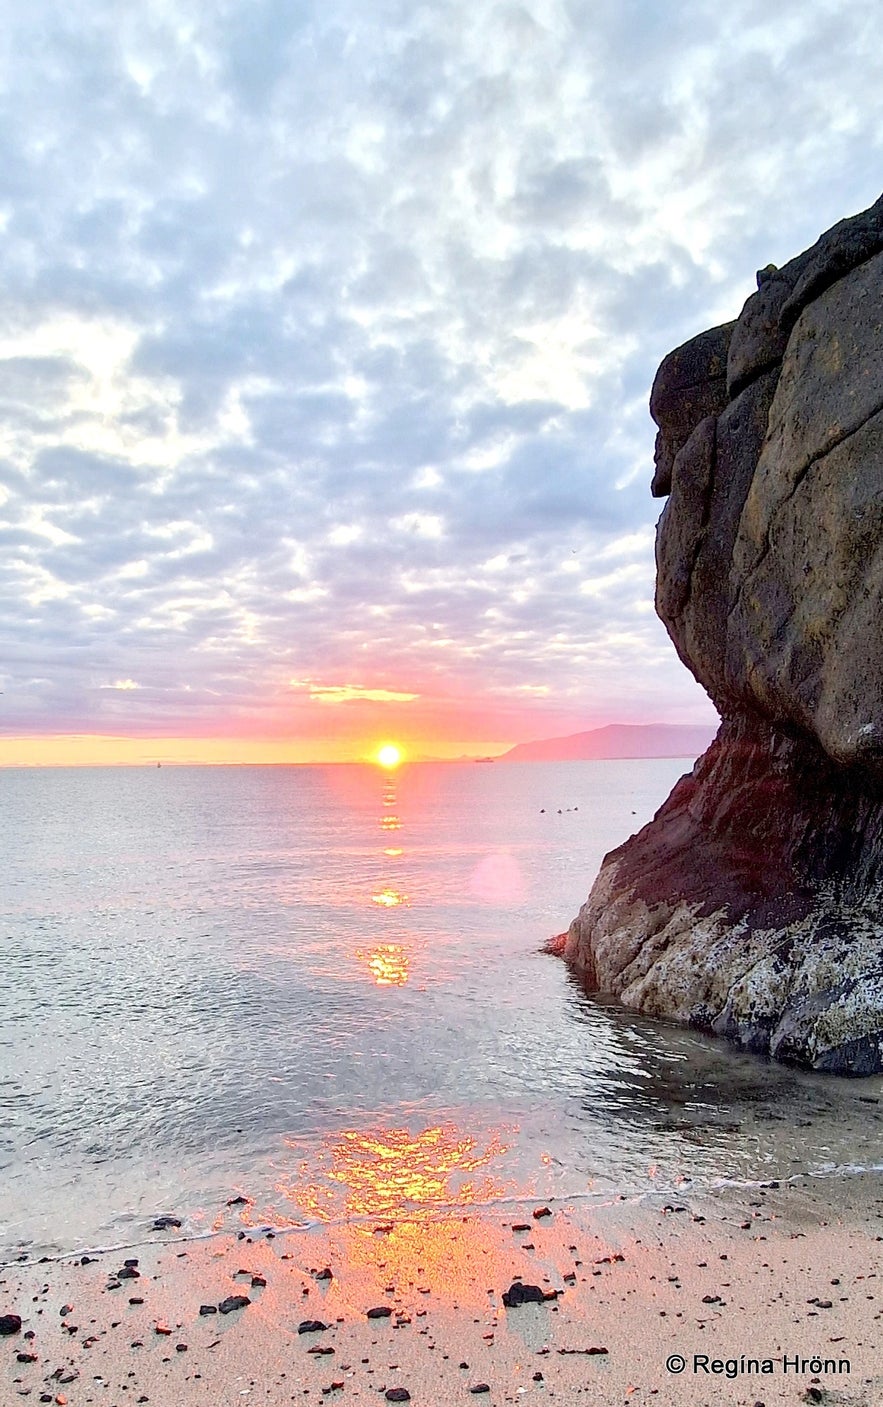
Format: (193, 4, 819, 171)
(561, 194, 883, 1075)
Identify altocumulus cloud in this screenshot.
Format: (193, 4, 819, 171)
(1, 0, 882, 751)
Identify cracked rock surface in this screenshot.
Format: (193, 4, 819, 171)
(560, 195, 883, 1074)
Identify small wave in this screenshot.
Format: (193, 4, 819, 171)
(4, 1158, 883, 1270)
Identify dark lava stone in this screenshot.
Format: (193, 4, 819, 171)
(366, 1306, 393, 1319)
(384, 1391, 411, 1403)
(0, 1314, 23, 1335)
(298, 1320, 328, 1334)
(502, 1282, 544, 1308)
(218, 1295, 251, 1315)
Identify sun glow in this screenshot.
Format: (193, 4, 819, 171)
(376, 742, 403, 768)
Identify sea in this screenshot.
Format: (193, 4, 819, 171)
(3, 759, 882, 1262)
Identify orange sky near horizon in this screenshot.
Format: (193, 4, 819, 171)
(0, 732, 514, 767)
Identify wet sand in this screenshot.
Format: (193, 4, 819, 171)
(3, 1174, 882, 1407)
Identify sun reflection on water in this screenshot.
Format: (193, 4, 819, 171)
(370, 887, 406, 907)
(226, 1119, 530, 1310)
(355, 943, 411, 986)
(280, 1121, 513, 1223)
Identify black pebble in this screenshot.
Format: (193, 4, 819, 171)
(385, 1391, 411, 1403)
(366, 1306, 393, 1319)
(218, 1295, 251, 1315)
(152, 1216, 182, 1231)
(199, 1305, 217, 1316)
(502, 1282, 544, 1307)
(298, 1320, 328, 1334)
(470, 1387, 491, 1395)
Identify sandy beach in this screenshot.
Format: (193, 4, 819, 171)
(3, 1172, 881, 1407)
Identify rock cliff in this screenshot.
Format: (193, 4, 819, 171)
(559, 196, 883, 1075)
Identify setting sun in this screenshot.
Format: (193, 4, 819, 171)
(376, 743, 403, 768)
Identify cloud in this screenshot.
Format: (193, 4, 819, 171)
(2, 0, 882, 751)
(291, 680, 420, 705)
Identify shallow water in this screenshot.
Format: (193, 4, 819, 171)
(2, 760, 881, 1259)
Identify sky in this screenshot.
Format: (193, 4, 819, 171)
(2, 0, 882, 764)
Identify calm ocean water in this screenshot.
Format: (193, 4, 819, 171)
(2, 759, 881, 1259)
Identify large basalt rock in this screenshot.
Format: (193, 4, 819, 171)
(560, 194, 883, 1074)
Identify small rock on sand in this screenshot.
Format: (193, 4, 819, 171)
(298, 1320, 328, 1334)
(0, 1314, 22, 1335)
(218, 1295, 251, 1315)
(502, 1283, 545, 1307)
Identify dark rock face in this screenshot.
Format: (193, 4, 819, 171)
(562, 193, 883, 1074)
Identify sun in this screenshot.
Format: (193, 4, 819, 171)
(376, 743, 403, 769)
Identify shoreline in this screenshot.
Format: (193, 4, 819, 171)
(4, 1171, 882, 1406)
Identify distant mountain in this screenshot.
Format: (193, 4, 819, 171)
(499, 723, 717, 763)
